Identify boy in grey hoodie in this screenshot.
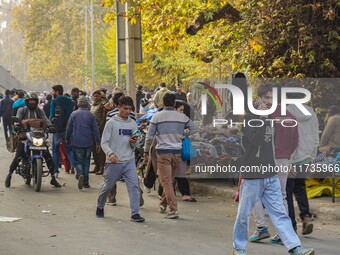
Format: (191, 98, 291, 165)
(96, 96, 145, 222)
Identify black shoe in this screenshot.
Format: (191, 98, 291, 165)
(5, 174, 11, 188)
(83, 184, 91, 189)
(131, 213, 145, 222)
(96, 207, 104, 218)
(50, 178, 61, 188)
(78, 175, 84, 190)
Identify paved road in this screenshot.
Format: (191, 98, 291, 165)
(0, 132, 338, 255)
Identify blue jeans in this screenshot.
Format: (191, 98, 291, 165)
(52, 132, 75, 172)
(73, 147, 92, 185)
(233, 175, 301, 251)
(97, 160, 140, 216)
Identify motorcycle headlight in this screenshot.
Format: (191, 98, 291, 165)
(32, 137, 44, 146)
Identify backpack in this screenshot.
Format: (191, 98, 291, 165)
(52, 101, 67, 133)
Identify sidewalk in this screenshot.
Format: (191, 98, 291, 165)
(190, 179, 340, 221)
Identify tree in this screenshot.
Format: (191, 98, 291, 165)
(101, 0, 339, 107)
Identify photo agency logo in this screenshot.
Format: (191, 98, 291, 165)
(200, 84, 312, 128)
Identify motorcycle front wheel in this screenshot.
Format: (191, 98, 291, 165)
(32, 158, 43, 192)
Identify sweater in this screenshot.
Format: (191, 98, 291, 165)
(101, 115, 138, 163)
(144, 107, 199, 154)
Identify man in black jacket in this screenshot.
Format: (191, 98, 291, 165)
(136, 85, 145, 113)
(232, 85, 314, 255)
(1, 89, 14, 141)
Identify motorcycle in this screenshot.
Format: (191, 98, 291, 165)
(12, 117, 54, 192)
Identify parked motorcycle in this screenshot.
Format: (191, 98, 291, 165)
(12, 117, 54, 192)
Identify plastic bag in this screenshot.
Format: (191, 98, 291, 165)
(181, 137, 197, 161)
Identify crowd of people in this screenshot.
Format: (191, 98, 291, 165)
(0, 80, 339, 255)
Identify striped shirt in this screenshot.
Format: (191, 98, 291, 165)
(144, 107, 199, 154)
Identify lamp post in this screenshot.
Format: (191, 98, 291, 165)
(90, 0, 95, 92)
(115, 0, 121, 87)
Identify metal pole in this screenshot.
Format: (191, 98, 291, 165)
(115, 0, 121, 87)
(84, 6, 88, 89)
(125, 0, 135, 103)
(90, 0, 95, 92)
(8, 0, 12, 74)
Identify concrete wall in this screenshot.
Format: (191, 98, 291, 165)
(0, 65, 22, 93)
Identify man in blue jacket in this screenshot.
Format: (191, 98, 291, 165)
(50, 84, 74, 177)
(65, 97, 101, 189)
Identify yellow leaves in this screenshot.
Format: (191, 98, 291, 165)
(130, 16, 137, 24)
(248, 39, 263, 54)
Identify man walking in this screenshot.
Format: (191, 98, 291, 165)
(96, 96, 145, 222)
(1, 89, 14, 141)
(174, 84, 187, 102)
(90, 90, 107, 175)
(144, 93, 199, 219)
(50, 84, 74, 177)
(152, 82, 171, 109)
(232, 84, 314, 255)
(286, 89, 319, 235)
(65, 97, 101, 190)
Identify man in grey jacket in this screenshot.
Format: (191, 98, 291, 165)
(96, 96, 145, 222)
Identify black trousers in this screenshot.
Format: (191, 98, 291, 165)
(3, 117, 12, 141)
(286, 172, 311, 229)
(143, 163, 157, 189)
(9, 141, 55, 176)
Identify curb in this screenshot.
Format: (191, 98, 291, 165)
(191, 180, 340, 221)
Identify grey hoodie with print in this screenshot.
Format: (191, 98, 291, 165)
(287, 104, 319, 164)
(101, 114, 138, 163)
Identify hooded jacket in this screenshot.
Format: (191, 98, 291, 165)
(101, 115, 138, 163)
(287, 104, 319, 164)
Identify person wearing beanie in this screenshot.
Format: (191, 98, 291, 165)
(65, 96, 101, 189)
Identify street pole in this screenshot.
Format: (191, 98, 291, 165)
(125, 0, 135, 104)
(115, 0, 121, 87)
(84, 6, 88, 90)
(8, 0, 12, 74)
(90, 0, 95, 92)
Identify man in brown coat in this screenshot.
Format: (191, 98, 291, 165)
(90, 90, 107, 175)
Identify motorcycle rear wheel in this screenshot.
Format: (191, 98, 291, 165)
(32, 158, 43, 192)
